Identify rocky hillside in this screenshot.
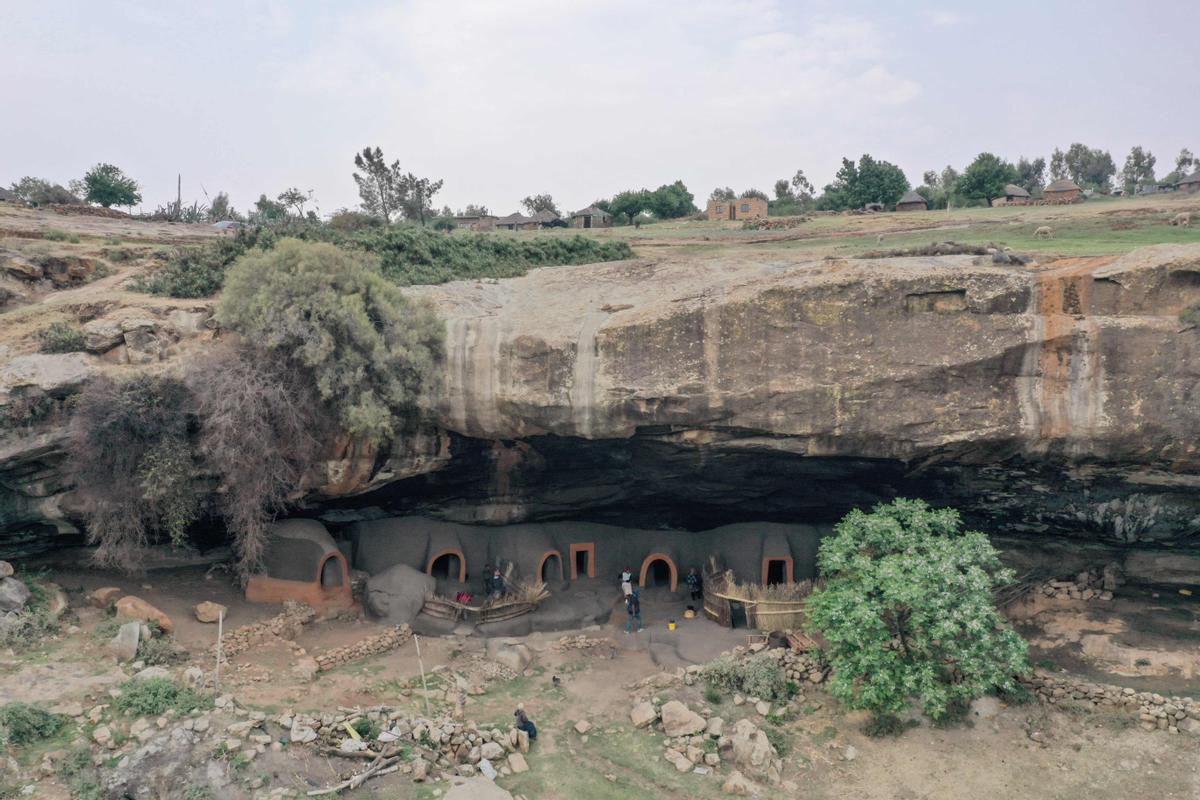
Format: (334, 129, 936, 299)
(3, 229, 1200, 554)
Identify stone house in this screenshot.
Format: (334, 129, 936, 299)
(992, 184, 1032, 206)
(494, 213, 537, 231)
(706, 196, 768, 221)
(453, 215, 497, 231)
(895, 190, 928, 212)
(570, 206, 613, 229)
(1043, 178, 1082, 203)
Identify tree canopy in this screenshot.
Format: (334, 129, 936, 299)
(81, 163, 141, 207)
(216, 239, 444, 442)
(608, 189, 650, 224)
(8, 177, 80, 206)
(1058, 143, 1117, 191)
(806, 498, 1029, 724)
(645, 180, 696, 218)
(1014, 157, 1046, 194)
(1121, 146, 1157, 193)
(521, 194, 560, 216)
(816, 155, 909, 210)
(957, 153, 1019, 206)
(709, 186, 736, 202)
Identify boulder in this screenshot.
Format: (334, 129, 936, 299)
(445, 776, 514, 800)
(108, 621, 141, 662)
(485, 639, 532, 674)
(0, 353, 96, 403)
(42, 582, 69, 619)
(0, 561, 12, 578)
(291, 657, 320, 682)
(630, 702, 657, 728)
(480, 741, 504, 760)
(365, 563, 436, 625)
(122, 328, 162, 364)
(193, 601, 227, 624)
(115, 595, 174, 633)
(133, 666, 171, 682)
(506, 752, 528, 774)
(82, 319, 125, 352)
(660, 700, 706, 737)
(728, 718, 777, 774)
(0, 577, 30, 612)
(722, 770, 761, 796)
(88, 587, 123, 609)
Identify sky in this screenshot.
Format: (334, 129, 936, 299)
(2, 0, 1198, 217)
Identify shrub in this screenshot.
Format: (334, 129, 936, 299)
(185, 345, 324, 578)
(36, 322, 87, 353)
(1180, 305, 1200, 327)
(132, 227, 273, 298)
(328, 209, 384, 232)
(701, 653, 788, 703)
(703, 684, 723, 705)
(114, 678, 210, 717)
(862, 713, 907, 738)
(137, 634, 187, 666)
(432, 217, 457, 232)
(807, 498, 1029, 726)
(42, 228, 80, 243)
(65, 375, 200, 571)
(0, 703, 66, 746)
(57, 747, 102, 800)
(216, 239, 444, 442)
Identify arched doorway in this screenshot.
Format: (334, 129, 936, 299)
(639, 553, 678, 592)
(538, 551, 563, 583)
(427, 549, 467, 583)
(320, 555, 344, 587)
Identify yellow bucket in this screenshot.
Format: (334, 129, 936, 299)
(667, 620, 677, 631)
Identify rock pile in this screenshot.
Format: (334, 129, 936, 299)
(741, 216, 808, 231)
(0, 561, 30, 612)
(1024, 671, 1200, 735)
(1037, 563, 1122, 601)
(215, 601, 315, 659)
(549, 634, 614, 654)
(313, 625, 413, 671)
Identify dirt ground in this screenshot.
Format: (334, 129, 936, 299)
(4, 565, 1200, 799)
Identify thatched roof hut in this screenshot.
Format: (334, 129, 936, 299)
(1043, 178, 1082, 202)
(896, 190, 927, 211)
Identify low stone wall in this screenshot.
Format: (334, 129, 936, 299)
(215, 601, 316, 659)
(314, 625, 412, 671)
(1023, 671, 1200, 734)
(1037, 562, 1121, 601)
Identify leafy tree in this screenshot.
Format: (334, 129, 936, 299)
(1049, 148, 1067, 181)
(520, 194, 560, 216)
(1121, 146, 1157, 194)
(1062, 143, 1116, 191)
(817, 155, 910, 210)
(646, 180, 695, 218)
(398, 173, 443, 225)
(462, 204, 490, 217)
(216, 239, 444, 442)
(10, 177, 81, 206)
(277, 187, 311, 217)
(609, 189, 650, 225)
(1014, 156, 1046, 194)
(791, 169, 815, 201)
(1175, 148, 1195, 176)
(207, 192, 239, 222)
(81, 163, 141, 208)
(352, 146, 406, 222)
(709, 187, 736, 202)
(251, 194, 287, 223)
(773, 179, 793, 200)
(806, 499, 1029, 727)
(957, 153, 1019, 206)
(740, 188, 769, 201)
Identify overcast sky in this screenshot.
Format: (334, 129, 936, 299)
(3, 0, 1198, 216)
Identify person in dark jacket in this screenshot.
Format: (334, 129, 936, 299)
(624, 588, 642, 633)
(482, 565, 494, 597)
(514, 703, 537, 740)
(686, 567, 703, 603)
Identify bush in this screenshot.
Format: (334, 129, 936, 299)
(113, 678, 210, 717)
(42, 228, 80, 243)
(132, 227, 274, 298)
(328, 210, 385, 232)
(703, 684, 723, 705)
(186, 345, 325, 578)
(36, 322, 87, 353)
(216, 239, 444, 442)
(137, 634, 187, 666)
(1180, 305, 1200, 327)
(0, 574, 62, 648)
(57, 747, 102, 800)
(862, 713, 907, 738)
(806, 498, 1029, 724)
(0, 703, 66, 746)
(66, 375, 200, 570)
(701, 653, 788, 703)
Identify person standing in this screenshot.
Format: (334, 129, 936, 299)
(514, 703, 537, 741)
(491, 567, 505, 599)
(620, 566, 633, 598)
(482, 565, 494, 598)
(686, 567, 703, 603)
(624, 588, 642, 633)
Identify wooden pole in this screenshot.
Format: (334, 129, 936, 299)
(215, 608, 224, 694)
(413, 634, 431, 719)
(176, 174, 182, 221)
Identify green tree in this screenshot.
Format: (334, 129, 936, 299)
(8, 177, 80, 206)
(791, 169, 814, 202)
(817, 155, 909, 210)
(807, 499, 1029, 727)
(251, 194, 287, 223)
(1062, 143, 1116, 191)
(352, 146, 406, 222)
(207, 192, 238, 222)
(520, 194, 560, 216)
(398, 173, 443, 225)
(709, 186, 736, 202)
(1014, 156, 1046, 194)
(462, 204, 490, 216)
(216, 239, 444, 442)
(608, 189, 650, 224)
(81, 164, 141, 208)
(740, 188, 768, 201)
(1121, 146, 1157, 194)
(1049, 148, 1067, 181)
(277, 187, 311, 217)
(773, 179, 793, 200)
(1175, 148, 1195, 177)
(646, 180, 695, 218)
(957, 152, 1019, 206)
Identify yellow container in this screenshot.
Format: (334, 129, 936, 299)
(667, 620, 677, 631)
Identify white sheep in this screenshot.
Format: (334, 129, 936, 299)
(1170, 212, 1191, 227)
(1033, 226, 1053, 239)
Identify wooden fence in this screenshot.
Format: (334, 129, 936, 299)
(420, 595, 541, 625)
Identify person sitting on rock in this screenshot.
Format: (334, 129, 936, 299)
(514, 703, 537, 741)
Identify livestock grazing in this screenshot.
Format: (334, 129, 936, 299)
(1034, 226, 1054, 239)
(1170, 212, 1191, 227)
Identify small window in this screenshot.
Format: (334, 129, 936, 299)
(740, 203, 750, 212)
(715, 205, 724, 213)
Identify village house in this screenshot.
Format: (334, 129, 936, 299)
(453, 214, 497, 231)
(528, 209, 563, 227)
(570, 205, 613, 229)
(706, 195, 768, 221)
(1178, 170, 1200, 195)
(896, 190, 928, 211)
(1043, 178, 1083, 203)
(494, 213, 537, 231)
(992, 183, 1032, 206)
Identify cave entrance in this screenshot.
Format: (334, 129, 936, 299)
(569, 543, 595, 579)
(428, 550, 466, 583)
(764, 558, 790, 587)
(540, 551, 563, 583)
(639, 553, 678, 592)
(320, 555, 343, 587)
(649, 559, 672, 587)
